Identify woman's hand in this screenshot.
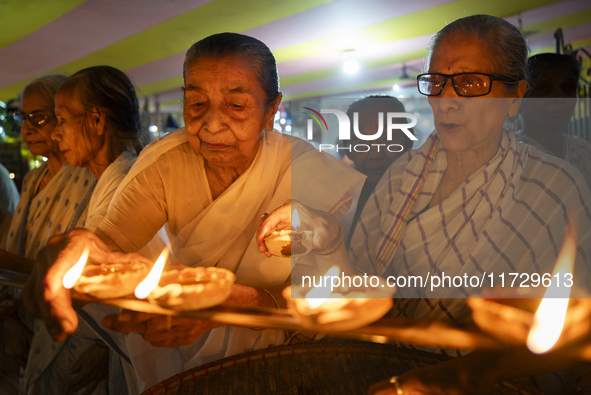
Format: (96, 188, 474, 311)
(256, 199, 342, 257)
(3, 316, 33, 369)
(68, 343, 109, 395)
(103, 311, 218, 348)
(22, 228, 151, 342)
(101, 282, 285, 347)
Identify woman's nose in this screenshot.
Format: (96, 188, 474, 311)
(439, 79, 461, 99)
(51, 126, 62, 142)
(204, 106, 226, 133)
(434, 80, 461, 111)
(21, 121, 35, 136)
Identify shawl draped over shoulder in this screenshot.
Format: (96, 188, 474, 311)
(350, 131, 591, 331)
(96, 128, 365, 391)
(22, 152, 137, 395)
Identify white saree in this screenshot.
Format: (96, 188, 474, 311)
(350, 131, 591, 352)
(4, 163, 96, 259)
(521, 133, 591, 188)
(563, 134, 591, 188)
(97, 128, 365, 391)
(23, 152, 137, 395)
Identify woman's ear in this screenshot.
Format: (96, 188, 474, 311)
(264, 93, 283, 132)
(508, 81, 528, 118)
(89, 108, 107, 136)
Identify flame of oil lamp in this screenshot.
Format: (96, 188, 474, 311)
(62, 247, 90, 289)
(134, 246, 170, 299)
(293, 208, 301, 229)
(285, 265, 394, 332)
(526, 230, 576, 354)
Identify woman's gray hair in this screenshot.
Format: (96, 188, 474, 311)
(21, 73, 68, 107)
(427, 14, 529, 92)
(58, 66, 145, 155)
(183, 33, 280, 105)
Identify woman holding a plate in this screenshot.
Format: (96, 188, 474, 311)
(23, 33, 364, 393)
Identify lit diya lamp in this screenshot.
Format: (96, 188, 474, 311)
(526, 231, 575, 354)
(264, 208, 313, 257)
(134, 246, 170, 299)
(63, 245, 235, 311)
(135, 247, 236, 312)
(283, 266, 394, 332)
(63, 246, 150, 299)
(470, 229, 582, 354)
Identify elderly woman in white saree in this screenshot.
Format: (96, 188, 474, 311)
(23, 33, 364, 394)
(21, 66, 143, 395)
(258, 15, 591, 395)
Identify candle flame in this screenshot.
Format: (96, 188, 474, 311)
(305, 266, 339, 309)
(62, 247, 90, 289)
(293, 209, 300, 229)
(134, 246, 170, 299)
(527, 230, 576, 354)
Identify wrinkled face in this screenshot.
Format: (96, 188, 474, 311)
(522, 63, 578, 131)
(53, 90, 103, 168)
(346, 104, 411, 179)
(182, 56, 278, 169)
(427, 36, 525, 157)
(20, 91, 59, 157)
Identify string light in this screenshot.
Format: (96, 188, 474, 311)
(343, 60, 359, 75)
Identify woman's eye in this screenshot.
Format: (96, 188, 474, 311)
(191, 102, 205, 108)
(229, 103, 244, 109)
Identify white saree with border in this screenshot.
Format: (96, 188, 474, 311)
(97, 128, 365, 391)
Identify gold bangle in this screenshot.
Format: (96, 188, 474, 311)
(262, 287, 279, 309)
(389, 376, 404, 395)
(315, 226, 343, 256)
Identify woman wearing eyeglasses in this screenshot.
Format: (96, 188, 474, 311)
(4, 74, 96, 259)
(19, 66, 144, 395)
(259, 15, 591, 394)
(1, 75, 96, 392)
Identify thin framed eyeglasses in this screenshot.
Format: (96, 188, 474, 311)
(417, 73, 520, 97)
(12, 111, 56, 128)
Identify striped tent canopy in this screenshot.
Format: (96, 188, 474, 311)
(2, 0, 591, 112)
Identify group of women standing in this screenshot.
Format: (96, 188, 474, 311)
(1, 67, 143, 393)
(0, 12, 589, 395)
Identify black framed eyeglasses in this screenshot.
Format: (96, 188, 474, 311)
(12, 111, 56, 128)
(417, 73, 520, 97)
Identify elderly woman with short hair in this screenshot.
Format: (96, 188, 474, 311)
(259, 15, 591, 394)
(1, 74, 96, 378)
(4, 74, 96, 260)
(24, 33, 364, 393)
(20, 65, 144, 395)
